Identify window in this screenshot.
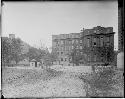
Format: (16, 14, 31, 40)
(69, 40, 72, 44)
(65, 46, 68, 51)
(94, 30, 96, 33)
(94, 54, 97, 61)
(61, 52, 63, 54)
(76, 40, 79, 44)
(106, 36, 110, 46)
(80, 40, 82, 43)
(72, 40, 75, 44)
(93, 38, 96, 46)
(61, 58, 63, 61)
(76, 46, 79, 49)
(69, 46, 72, 50)
(80, 51, 83, 55)
(88, 55, 90, 61)
(80, 46, 82, 49)
(87, 38, 90, 47)
(61, 40, 63, 44)
(100, 37, 103, 46)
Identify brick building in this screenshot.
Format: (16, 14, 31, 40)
(52, 33, 82, 66)
(81, 26, 115, 65)
(52, 26, 115, 66)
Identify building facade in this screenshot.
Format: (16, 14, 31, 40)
(81, 26, 115, 65)
(52, 33, 82, 66)
(52, 26, 115, 66)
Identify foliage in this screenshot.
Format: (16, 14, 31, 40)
(26, 47, 40, 61)
(68, 44, 83, 66)
(26, 46, 56, 66)
(1, 37, 22, 66)
(10, 38, 22, 64)
(96, 46, 115, 64)
(2, 38, 12, 65)
(79, 68, 119, 97)
(50, 47, 58, 63)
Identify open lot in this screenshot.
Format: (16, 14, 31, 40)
(2, 66, 87, 98)
(2, 65, 124, 98)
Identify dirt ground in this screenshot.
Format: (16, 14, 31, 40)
(2, 67, 87, 98)
(2, 66, 124, 98)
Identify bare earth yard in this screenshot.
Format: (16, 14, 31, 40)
(2, 66, 88, 98)
(2, 65, 124, 98)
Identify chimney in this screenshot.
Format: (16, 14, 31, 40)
(9, 34, 15, 39)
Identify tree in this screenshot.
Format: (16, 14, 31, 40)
(1, 37, 22, 66)
(10, 38, 22, 64)
(1, 37, 12, 66)
(49, 47, 58, 65)
(26, 47, 41, 61)
(96, 46, 115, 65)
(68, 44, 83, 66)
(79, 68, 119, 97)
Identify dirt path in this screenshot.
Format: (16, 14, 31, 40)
(2, 68, 86, 98)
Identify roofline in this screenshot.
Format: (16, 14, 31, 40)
(81, 32, 115, 37)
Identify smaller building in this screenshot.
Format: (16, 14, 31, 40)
(30, 59, 42, 68)
(30, 59, 37, 67)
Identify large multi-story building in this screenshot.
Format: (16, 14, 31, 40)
(52, 33, 82, 66)
(81, 26, 115, 65)
(52, 26, 115, 66)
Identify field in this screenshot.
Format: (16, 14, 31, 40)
(2, 66, 87, 98)
(2, 65, 124, 98)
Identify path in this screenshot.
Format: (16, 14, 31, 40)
(2, 67, 87, 98)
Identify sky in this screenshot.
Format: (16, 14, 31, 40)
(2, 1, 118, 50)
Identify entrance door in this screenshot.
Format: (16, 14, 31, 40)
(35, 62, 37, 67)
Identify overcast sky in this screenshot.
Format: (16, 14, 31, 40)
(2, 1, 118, 50)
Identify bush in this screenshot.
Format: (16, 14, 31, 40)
(79, 68, 121, 97)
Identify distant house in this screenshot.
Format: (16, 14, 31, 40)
(30, 59, 41, 68)
(30, 59, 37, 67)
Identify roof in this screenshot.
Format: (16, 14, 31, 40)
(30, 59, 37, 62)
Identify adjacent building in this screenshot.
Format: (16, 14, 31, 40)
(81, 26, 115, 65)
(52, 26, 115, 66)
